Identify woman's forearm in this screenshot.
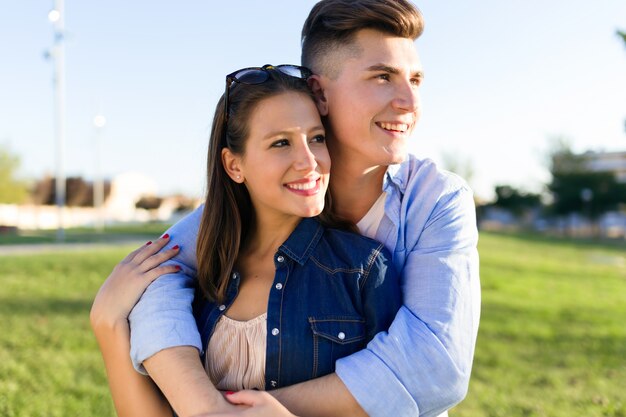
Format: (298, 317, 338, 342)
(93, 318, 173, 417)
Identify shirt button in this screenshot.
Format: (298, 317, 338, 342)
(275, 283, 283, 290)
(271, 328, 280, 336)
(270, 380, 277, 387)
(218, 305, 226, 311)
(338, 332, 346, 340)
(276, 255, 285, 263)
(232, 272, 239, 279)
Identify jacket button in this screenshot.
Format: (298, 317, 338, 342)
(232, 272, 239, 279)
(275, 283, 283, 290)
(270, 380, 277, 387)
(218, 305, 226, 311)
(276, 255, 285, 263)
(338, 332, 346, 340)
(271, 328, 280, 336)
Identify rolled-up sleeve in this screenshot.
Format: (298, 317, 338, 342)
(336, 185, 480, 417)
(128, 205, 204, 374)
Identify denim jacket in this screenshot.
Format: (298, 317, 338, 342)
(193, 217, 400, 389)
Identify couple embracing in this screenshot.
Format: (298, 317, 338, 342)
(90, 1, 480, 416)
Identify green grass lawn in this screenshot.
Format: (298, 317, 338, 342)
(0, 232, 624, 416)
(0, 223, 172, 246)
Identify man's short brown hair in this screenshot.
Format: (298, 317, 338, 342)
(301, 0, 424, 77)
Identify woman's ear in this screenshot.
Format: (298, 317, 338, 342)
(221, 148, 244, 183)
(307, 75, 329, 116)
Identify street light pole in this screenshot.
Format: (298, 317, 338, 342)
(93, 114, 106, 232)
(49, 0, 66, 241)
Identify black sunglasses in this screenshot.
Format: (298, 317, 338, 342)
(223, 64, 313, 144)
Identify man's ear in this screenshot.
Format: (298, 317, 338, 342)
(221, 147, 244, 183)
(308, 75, 329, 116)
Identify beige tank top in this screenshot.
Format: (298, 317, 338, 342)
(205, 313, 267, 391)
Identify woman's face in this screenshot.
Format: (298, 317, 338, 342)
(227, 91, 330, 223)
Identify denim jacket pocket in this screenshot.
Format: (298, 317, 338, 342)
(309, 316, 366, 378)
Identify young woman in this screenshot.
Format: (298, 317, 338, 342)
(90, 65, 400, 416)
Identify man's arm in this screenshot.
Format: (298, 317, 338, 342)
(335, 185, 480, 417)
(128, 206, 205, 373)
(128, 205, 236, 415)
(143, 346, 241, 417)
(272, 373, 366, 417)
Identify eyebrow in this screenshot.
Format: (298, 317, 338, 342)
(365, 64, 424, 79)
(262, 125, 325, 140)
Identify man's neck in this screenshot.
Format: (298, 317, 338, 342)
(329, 162, 387, 225)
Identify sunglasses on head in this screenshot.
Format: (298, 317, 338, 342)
(223, 64, 313, 143)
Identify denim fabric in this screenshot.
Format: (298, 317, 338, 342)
(193, 217, 400, 389)
(129, 155, 480, 417)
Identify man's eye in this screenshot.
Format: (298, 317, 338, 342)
(411, 77, 422, 86)
(376, 73, 390, 81)
(271, 139, 289, 148)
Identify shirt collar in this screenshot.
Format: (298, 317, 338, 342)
(383, 161, 407, 193)
(278, 217, 324, 266)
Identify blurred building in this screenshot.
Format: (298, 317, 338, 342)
(0, 172, 199, 230)
(579, 150, 626, 182)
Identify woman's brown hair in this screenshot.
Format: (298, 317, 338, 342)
(196, 69, 352, 303)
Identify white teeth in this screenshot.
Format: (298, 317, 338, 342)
(378, 122, 409, 132)
(286, 180, 317, 191)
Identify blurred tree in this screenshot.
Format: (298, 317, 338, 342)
(493, 185, 541, 217)
(441, 151, 475, 184)
(618, 29, 626, 131)
(617, 29, 626, 46)
(0, 145, 28, 204)
(548, 141, 626, 219)
(549, 172, 626, 220)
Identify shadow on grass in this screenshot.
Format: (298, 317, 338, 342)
(0, 297, 93, 316)
(482, 230, 626, 251)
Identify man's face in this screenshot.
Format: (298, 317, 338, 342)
(318, 29, 423, 169)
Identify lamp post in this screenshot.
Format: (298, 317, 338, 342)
(48, 1, 66, 241)
(93, 114, 106, 232)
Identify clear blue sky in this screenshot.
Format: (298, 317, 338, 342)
(1, 1, 625, 200)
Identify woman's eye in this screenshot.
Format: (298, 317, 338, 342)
(271, 139, 290, 148)
(311, 134, 326, 144)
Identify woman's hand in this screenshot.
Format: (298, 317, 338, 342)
(90, 235, 181, 330)
(195, 390, 297, 417)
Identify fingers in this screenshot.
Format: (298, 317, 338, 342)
(131, 233, 172, 264)
(140, 244, 181, 273)
(225, 390, 269, 407)
(145, 264, 182, 283)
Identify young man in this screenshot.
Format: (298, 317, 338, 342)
(129, 1, 480, 416)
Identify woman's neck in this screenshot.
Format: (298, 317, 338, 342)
(241, 213, 301, 261)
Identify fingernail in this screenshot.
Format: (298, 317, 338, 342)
(172, 245, 180, 250)
(146, 241, 152, 245)
(175, 265, 181, 271)
(226, 391, 235, 395)
(162, 233, 170, 239)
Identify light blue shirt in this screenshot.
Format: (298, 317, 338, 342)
(129, 155, 480, 417)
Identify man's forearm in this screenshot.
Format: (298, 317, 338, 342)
(271, 373, 366, 417)
(93, 319, 173, 417)
(144, 346, 235, 417)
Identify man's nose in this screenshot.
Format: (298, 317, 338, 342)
(392, 81, 420, 113)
